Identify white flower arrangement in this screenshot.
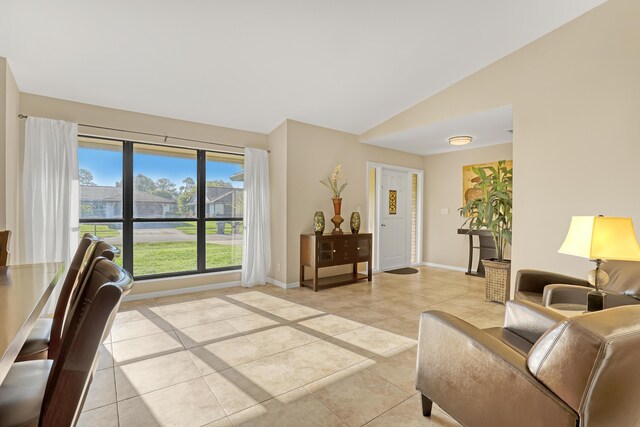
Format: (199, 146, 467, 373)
(320, 164, 348, 198)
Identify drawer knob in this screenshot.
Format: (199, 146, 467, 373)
(333, 250, 336, 253)
(357, 247, 360, 250)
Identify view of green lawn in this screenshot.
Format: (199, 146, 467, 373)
(79, 224, 242, 276)
(133, 241, 242, 276)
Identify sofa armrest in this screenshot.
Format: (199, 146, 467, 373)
(417, 311, 577, 427)
(503, 300, 566, 344)
(515, 269, 589, 294)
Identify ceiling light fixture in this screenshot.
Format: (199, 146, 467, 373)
(449, 136, 472, 146)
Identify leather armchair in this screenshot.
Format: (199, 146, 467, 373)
(515, 261, 640, 308)
(416, 300, 640, 426)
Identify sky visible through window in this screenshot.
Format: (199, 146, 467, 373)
(79, 147, 244, 188)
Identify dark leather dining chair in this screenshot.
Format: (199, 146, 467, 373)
(17, 235, 119, 362)
(0, 230, 10, 266)
(0, 257, 133, 427)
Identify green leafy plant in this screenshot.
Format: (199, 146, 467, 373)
(459, 160, 513, 262)
(320, 164, 348, 198)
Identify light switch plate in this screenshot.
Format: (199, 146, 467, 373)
(440, 208, 449, 215)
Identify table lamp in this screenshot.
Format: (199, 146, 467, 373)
(558, 216, 640, 311)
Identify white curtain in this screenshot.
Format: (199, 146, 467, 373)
(241, 148, 270, 287)
(23, 117, 79, 313)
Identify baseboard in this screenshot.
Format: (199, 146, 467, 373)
(123, 280, 242, 301)
(422, 262, 468, 273)
(267, 277, 301, 289)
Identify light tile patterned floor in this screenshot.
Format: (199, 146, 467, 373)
(79, 266, 505, 427)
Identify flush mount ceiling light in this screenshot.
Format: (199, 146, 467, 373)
(449, 135, 473, 146)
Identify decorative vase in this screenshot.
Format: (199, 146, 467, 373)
(331, 198, 344, 234)
(313, 211, 325, 235)
(350, 212, 360, 234)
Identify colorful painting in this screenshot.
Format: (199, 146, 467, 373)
(462, 160, 513, 209)
(389, 190, 397, 215)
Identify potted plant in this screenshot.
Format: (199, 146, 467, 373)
(459, 160, 513, 303)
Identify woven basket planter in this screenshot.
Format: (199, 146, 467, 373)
(482, 259, 511, 304)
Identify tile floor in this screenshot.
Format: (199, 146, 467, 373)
(79, 266, 506, 427)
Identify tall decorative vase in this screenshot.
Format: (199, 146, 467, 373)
(331, 198, 344, 234)
(313, 211, 325, 235)
(350, 212, 361, 234)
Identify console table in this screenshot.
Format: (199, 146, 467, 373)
(300, 233, 372, 292)
(457, 228, 497, 277)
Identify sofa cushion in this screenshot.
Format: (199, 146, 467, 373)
(601, 260, 640, 299)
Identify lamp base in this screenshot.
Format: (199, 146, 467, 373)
(587, 267, 609, 288)
(587, 289, 606, 312)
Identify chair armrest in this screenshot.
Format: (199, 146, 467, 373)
(417, 311, 577, 427)
(542, 284, 591, 306)
(503, 300, 566, 344)
(515, 269, 589, 294)
(543, 284, 640, 309)
(604, 293, 640, 308)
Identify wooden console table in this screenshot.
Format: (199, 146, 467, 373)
(300, 233, 372, 292)
(457, 228, 497, 277)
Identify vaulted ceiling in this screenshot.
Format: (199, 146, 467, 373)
(0, 0, 604, 134)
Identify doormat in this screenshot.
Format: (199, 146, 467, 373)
(385, 267, 419, 275)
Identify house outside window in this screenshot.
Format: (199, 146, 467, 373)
(78, 136, 244, 279)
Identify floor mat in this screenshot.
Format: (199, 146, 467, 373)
(385, 267, 419, 275)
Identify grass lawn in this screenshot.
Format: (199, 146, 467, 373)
(176, 222, 242, 235)
(133, 241, 242, 276)
(80, 224, 120, 238)
(79, 223, 241, 276)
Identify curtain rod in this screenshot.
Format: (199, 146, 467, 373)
(17, 114, 270, 153)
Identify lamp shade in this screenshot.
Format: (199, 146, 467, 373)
(558, 216, 640, 261)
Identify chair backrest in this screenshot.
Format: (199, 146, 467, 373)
(40, 257, 133, 427)
(601, 260, 640, 299)
(0, 230, 11, 266)
(527, 306, 640, 425)
(50, 238, 120, 360)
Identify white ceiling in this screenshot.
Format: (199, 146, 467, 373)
(0, 0, 604, 134)
(362, 105, 513, 155)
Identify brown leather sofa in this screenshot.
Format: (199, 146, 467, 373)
(515, 260, 640, 308)
(416, 300, 640, 426)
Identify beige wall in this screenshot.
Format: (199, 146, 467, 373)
(362, 0, 640, 283)
(423, 143, 513, 269)
(5, 63, 19, 259)
(20, 93, 267, 152)
(267, 121, 288, 284)
(0, 58, 7, 230)
(17, 93, 269, 295)
(285, 120, 424, 284)
(0, 59, 20, 260)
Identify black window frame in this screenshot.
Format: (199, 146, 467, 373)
(79, 136, 244, 280)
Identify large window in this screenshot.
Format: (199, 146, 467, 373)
(78, 137, 244, 279)
(205, 153, 243, 270)
(79, 138, 124, 266)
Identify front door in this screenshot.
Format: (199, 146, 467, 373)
(378, 168, 408, 270)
